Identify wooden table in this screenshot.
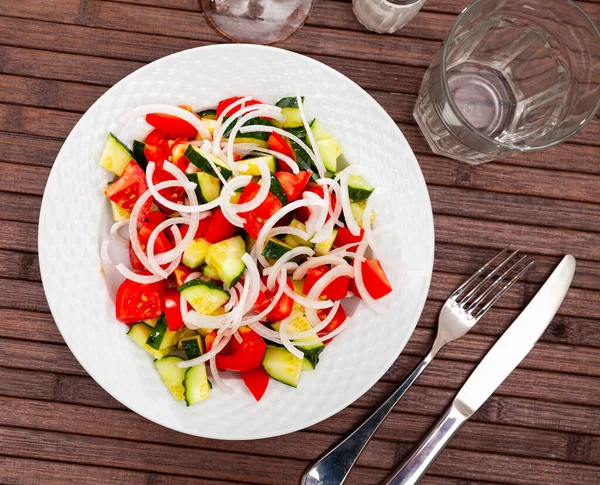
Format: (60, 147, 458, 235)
(1, 0, 599, 484)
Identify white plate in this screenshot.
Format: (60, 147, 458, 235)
(39, 44, 434, 440)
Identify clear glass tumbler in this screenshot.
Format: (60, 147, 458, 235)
(199, 0, 316, 45)
(414, 0, 600, 164)
(353, 0, 426, 34)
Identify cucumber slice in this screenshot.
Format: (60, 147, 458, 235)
(143, 317, 159, 327)
(262, 238, 295, 260)
(205, 235, 246, 288)
(310, 119, 333, 142)
(182, 237, 211, 269)
(237, 155, 276, 176)
(316, 138, 341, 173)
(127, 323, 175, 359)
(244, 233, 256, 254)
(176, 328, 198, 346)
(99, 133, 134, 176)
(280, 108, 303, 128)
(313, 229, 338, 256)
(146, 315, 179, 351)
(262, 345, 303, 388)
(302, 358, 316, 370)
(202, 119, 217, 136)
(184, 363, 211, 406)
(287, 127, 318, 179)
(276, 96, 304, 108)
(224, 117, 274, 142)
(347, 175, 374, 201)
(350, 200, 376, 229)
(110, 200, 129, 221)
(178, 279, 230, 315)
(272, 311, 324, 353)
(202, 264, 220, 281)
(185, 145, 233, 179)
(234, 137, 269, 148)
(269, 174, 288, 205)
(197, 109, 217, 120)
(154, 355, 186, 401)
(284, 219, 312, 248)
(132, 140, 147, 170)
(180, 335, 204, 360)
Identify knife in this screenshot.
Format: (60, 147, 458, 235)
(381, 254, 576, 485)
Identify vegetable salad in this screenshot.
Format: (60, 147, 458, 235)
(100, 95, 393, 405)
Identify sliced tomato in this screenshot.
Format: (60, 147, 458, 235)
(275, 171, 311, 202)
(253, 276, 294, 322)
(204, 327, 267, 372)
(145, 129, 171, 147)
(240, 366, 270, 401)
(268, 132, 295, 171)
(173, 264, 193, 287)
(144, 129, 172, 166)
(303, 266, 350, 301)
(238, 182, 283, 240)
(294, 184, 336, 224)
(151, 164, 186, 212)
(349, 258, 393, 300)
(105, 161, 150, 220)
(129, 221, 173, 271)
(316, 304, 347, 339)
(204, 208, 239, 244)
(146, 113, 198, 139)
(180, 216, 212, 241)
(146, 210, 167, 226)
(216, 96, 262, 118)
(334, 227, 364, 248)
(164, 288, 184, 331)
(115, 276, 167, 324)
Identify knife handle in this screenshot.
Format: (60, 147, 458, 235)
(381, 405, 468, 485)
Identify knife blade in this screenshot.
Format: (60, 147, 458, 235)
(382, 255, 576, 485)
(453, 254, 576, 417)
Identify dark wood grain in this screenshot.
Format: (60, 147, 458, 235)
(1, 0, 599, 484)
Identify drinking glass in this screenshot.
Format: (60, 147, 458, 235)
(352, 0, 426, 34)
(199, 0, 316, 45)
(414, 0, 600, 164)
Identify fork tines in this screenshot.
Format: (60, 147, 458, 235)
(452, 246, 535, 319)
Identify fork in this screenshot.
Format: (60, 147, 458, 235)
(301, 246, 534, 485)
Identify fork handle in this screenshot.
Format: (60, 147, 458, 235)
(301, 351, 435, 485)
(381, 405, 468, 485)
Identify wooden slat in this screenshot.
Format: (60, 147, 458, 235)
(0, 131, 63, 168)
(2, 395, 600, 471)
(2, 335, 599, 408)
(0, 221, 38, 253)
(0, 251, 40, 282)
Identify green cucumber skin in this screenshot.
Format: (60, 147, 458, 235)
(197, 109, 217, 119)
(181, 339, 202, 360)
(276, 97, 304, 108)
(262, 239, 292, 260)
(222, 116, 274, 142)
(286, 127, 318, 181)
(132, 140, 147, 170)
(184, 145, 233, 180)
(177, 278, 226, 294)
(146, 315, 168, 350)
(269, 175, 288, 205)
(301, 347, 323, 369)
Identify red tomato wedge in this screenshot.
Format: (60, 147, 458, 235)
(334, 227, 364, 248)
(253, 276, 295, 322)
(146, 210, 167, 226)
(129, 222, 173, 271)
(349, 258, 393, 300)
(216, 97, 262, 118)
(164, 288, 184, 331)
(180, 216, 212, 241)
(303, 266, 350, 301)
(316, 304, 347, 339)
(238, 182, 283, 240)
(105, 161, 149, 217)
(173, 264, 194, 287)
(204, 208, 239, 244)
(115, 276, 167, 324)
(240, 367, 270, 401)
(268, 132, 296, 171)
(275, 171, 311, 202)
(145, 113, 198, 138)
(151, 164, 186, 212)
(205, 327, 267, 372)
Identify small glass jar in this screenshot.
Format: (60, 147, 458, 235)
(352, 0, 425, 34)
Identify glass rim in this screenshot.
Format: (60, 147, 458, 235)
(439, 0, 600, 152)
